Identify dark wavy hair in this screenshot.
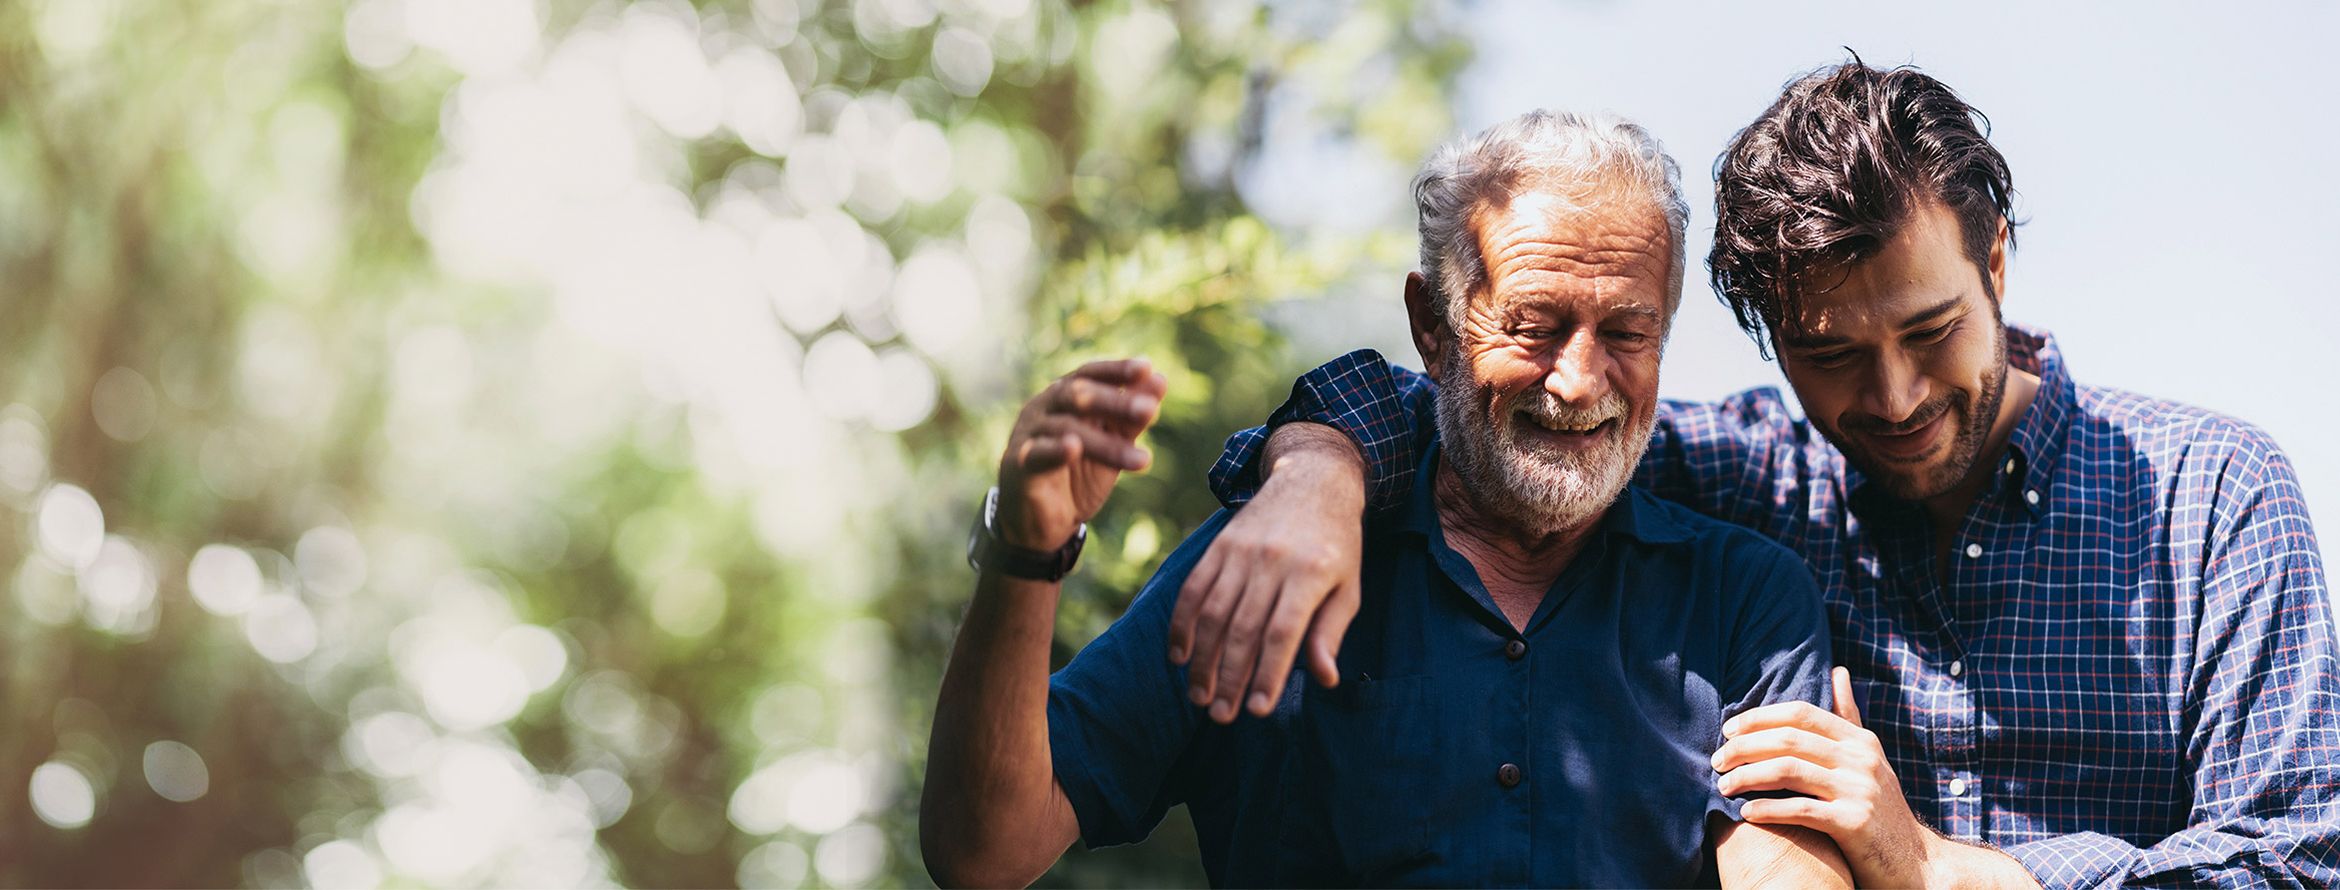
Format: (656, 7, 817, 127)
(1708, 57, 2016, 356)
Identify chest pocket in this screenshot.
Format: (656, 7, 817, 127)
(1284, 675, 1439, 884)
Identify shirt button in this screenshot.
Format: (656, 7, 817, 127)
(1497, 763, 1523, 788)
(1505, 639, 1528, 661)
(1964, 543, 1983, 559)
(2025, 489, 2041, 506)
(1949, 659, 1964, 677)
(1947, 776, 1969, 797)
(2004, 458, 2016, 474)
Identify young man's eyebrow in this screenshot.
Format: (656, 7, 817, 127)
(1780, 295, 1965, 350)
(1896, 296, 1964, 330)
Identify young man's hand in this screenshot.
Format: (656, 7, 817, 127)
(1713, 668, 2041, 889)
(1169, 423, 1367, 722)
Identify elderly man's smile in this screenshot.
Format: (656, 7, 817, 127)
(1514, 412, 1615, 450)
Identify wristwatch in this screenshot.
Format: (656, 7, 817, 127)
(966, 487, 1087, 581)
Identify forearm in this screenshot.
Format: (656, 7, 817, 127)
(2003, 822, 2335, 889)
(1258, 422, 1368, 504)
(1714, 820, 1852, 890)
(1926, 838, 2040, 890)
(921, 571, 1079, 887)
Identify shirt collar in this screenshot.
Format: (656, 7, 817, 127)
(1843, 321, 2076, 521)
(2000, 323, 2075, 517)
(1403, 441, 1694, 545)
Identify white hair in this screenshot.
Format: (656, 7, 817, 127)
(1412, 109, 1690, 325)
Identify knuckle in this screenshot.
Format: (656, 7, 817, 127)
(1264, 624, 1301, 650)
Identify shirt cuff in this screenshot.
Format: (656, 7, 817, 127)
(2005, 832, 2141, 890)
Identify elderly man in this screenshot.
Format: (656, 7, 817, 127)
(1186, 60, 2340, 888)
(921, 110, 1853, 887)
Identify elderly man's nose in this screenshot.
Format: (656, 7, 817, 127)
(1544, 331, 1609, 405)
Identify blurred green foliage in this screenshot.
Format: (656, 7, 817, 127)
(0, 0, 1464, 886)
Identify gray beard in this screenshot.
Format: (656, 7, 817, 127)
(1431, 350, 1652, 539)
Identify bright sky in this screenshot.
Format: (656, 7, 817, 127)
(1256, 1, 2340, 567)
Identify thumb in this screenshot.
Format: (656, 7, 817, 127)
(1831, 666, 1862, 726)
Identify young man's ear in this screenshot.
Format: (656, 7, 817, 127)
(1403, 271, 1448, 370)
(1985, 216, 2010, 307)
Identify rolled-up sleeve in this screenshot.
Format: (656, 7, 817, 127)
(1711, 536, 1837, 821)
(1046, 511, 1229, 848)
(2008, 437, 2340, 889)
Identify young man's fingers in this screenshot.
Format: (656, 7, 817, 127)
(1736, 797, 1839, 834)
(1301, 580, 1360, 688)
(1243, 582, 1318, 715)
(1208, 571, 1281, 723)
(1711, 726, 1842, 773)
(1168, 546, 1226, 665)
(1715, 756, 1843, 800)
(1832, 666, 1862, 726)
(1722, 701, 1846, 739)
(1183, 563, 1248, 709)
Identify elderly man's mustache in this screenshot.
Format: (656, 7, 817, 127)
(1506, 390, 1628, 434)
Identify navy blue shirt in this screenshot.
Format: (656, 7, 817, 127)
(1047, 446, 1836, 887)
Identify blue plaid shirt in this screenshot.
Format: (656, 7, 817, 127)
(1209, 324, 2340, 888)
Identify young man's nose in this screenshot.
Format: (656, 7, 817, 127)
(1858, 349, 1929, 425)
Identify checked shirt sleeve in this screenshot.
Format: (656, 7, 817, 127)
(2007, 434, 2340, 889)
(1206, 349, 1437, 517)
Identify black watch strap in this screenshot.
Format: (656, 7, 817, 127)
(967, 487, 1087, 581)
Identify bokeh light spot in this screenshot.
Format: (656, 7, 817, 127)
(36, 484, 105, 571)
(737, 840, 810, 889)
(90, 367, 159, 442)
(29, 760, 96, 829)
(142, 740, 211, 803)
(813, 822, 887, 887)
(188, 544, 265, 616)
(804, 331, 880, 422)
(244, 593, 320, 664)
(867, 348, 938, 432)
(295, 526, 369, 598)
(303, 839, 383, 890)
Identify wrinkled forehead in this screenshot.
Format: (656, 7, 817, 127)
(1469, 186, 1673, 306)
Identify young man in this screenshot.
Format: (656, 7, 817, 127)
(1178, 61, 2340, 888)
(923, 111, 1851, 888)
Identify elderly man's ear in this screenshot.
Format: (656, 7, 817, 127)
(1404, 271, 1449, 370)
